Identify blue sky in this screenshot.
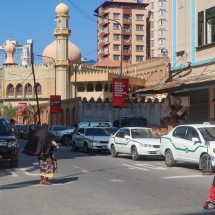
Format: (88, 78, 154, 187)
(0, 0, 105, 63)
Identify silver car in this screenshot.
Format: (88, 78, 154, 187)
(71, 127, 110, 152)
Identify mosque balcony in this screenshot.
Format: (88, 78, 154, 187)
(53, 29, 71, 36)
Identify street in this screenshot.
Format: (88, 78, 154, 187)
(0, 139, 214, 215)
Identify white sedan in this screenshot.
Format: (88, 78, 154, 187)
(108, 127, 161, 160)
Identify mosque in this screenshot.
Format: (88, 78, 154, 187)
(0, 2, 150, 126)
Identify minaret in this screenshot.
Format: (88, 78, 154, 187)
(54, 3, 71, 99)
(4, 39, 17, 65)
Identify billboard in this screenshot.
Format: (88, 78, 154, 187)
(50, 95, 61, 114)
(112, 78, 129, 107)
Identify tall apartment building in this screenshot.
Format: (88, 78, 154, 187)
(94, 0, 149, 65)
(0, 39, 33, 68)
(144, 0, 168, 58)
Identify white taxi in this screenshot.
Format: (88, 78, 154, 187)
(160, 123, 215, 171)
(108, 127, 161, 160)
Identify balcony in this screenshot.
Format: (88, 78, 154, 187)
(99, 52, 109, 57)
(123, 8, 132, 15)
(123, 40, 132, 46)
(99, 11, 108, 17)
(99, 20, 109, 27)
(122, 29, 132, 35)
(123, 50, 132, 56)
(99, 31, 109, 37)
(123, 18, 132, 25)
(99, 41, 109, 47)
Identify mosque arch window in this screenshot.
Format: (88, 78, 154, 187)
(16, 84, 23, 96)
(86, 83, 94, 92)
(160, 69, 164, 79)
(77, 83, 85, 92)
(104, 83, 109, 92)
(7, 84, 14, 97)
(95, 83, 102, 91)
(36, 83, 42, 95)
(25, 83, 32, 96)
(155, 70, 158, 81)
(151, 72, 154, 81)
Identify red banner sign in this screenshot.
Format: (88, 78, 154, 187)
(50, 95, 61, 114)
(18, 102, 28, 116)
(112, 78, 129, 107)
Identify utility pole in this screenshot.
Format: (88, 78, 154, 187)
(31, 44, 41, 124)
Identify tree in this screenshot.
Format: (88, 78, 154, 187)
(0, 103, 18, 119)
(22, 104, 47, 124)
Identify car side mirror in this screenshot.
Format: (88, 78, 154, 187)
(124, 135, 130, 139)
(192, 137, 200, 143)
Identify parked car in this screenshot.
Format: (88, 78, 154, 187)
(58, 128, 75, 146)
(22, 124, 41, 140)
(160, 122, 215, 172)
(108, 127, 161, 160)
(77, 121, 112, 128)
(71, 127, 111, 152)
(113, 116, 150, 128)
(15, 124, 25, 139)
(103, 127, 119, 135)
(48, 125, 68, 140)
(0, 118, 19, 168)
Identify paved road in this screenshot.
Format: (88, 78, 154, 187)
(0, 140, 214, 215)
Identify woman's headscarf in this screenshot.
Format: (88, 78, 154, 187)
(22, 124, 52, 156)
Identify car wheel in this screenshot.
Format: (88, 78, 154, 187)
(61, 135, 72, 147)
(72, 141, 78, 152)
(111, 145, 118, 158)
(10, 159, 19, 168)
(200, 154, 213, 172)
(131, 146, 139, 161)
(165, 150, 176, 167)
(84, 142, 89, 153)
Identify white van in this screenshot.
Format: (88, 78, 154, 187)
(160, 123, 215, 171)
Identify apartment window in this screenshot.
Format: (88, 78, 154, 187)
(159, 39, 164, 45)
(198, 11, 204, 46)
(113, 44, 120, 51)
(113, 13, 120, 20)
(159, 10, 165, 16)
(151, 30, 154, 38)
(206, 7, 215, 44)
(113, 55, 120, 61)
(159, 0, 165, 6)
(113, 34, 120, 40)
(113, 23, 120, 30)
(136, 56, 144, 62)
(136, 14, 144, 21)
(136, 25, 144, 31)
(136, 35, 144, 41)
(136, 45, 144, 51)
(159, 19, 166, 26)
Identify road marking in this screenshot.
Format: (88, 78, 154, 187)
(82, 170, 88, 173)
(20, 167, 40, 176)
(135, 163, 168, 170)
(122, 164, 149, 170)
(10, 170, 18, 177)
(161, 175, 211, 179)
(110, 179, 124, 182)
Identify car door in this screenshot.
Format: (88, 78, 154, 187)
(121, 129, 132, 153)
(74, 128, 85, 148)
(114, 128, 130, 154)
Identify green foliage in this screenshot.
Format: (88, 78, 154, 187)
(0, 103, 18, 118)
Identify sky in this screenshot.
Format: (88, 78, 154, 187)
(0, 0, 106, 64)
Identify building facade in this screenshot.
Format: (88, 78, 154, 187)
(145, 0, 168, 58)
(94, 0, 149, 65)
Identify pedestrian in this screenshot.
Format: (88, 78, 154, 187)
(22, 123, 58, 185)
(203, 177, 215, 209)
(8, 118, 18, 138)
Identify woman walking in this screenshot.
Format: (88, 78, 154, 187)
(203, 176, 215, 209)
(23, 123, 58, 185)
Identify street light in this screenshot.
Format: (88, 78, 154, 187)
(36, 55, 56, 95)
(94, 14, 123, 127)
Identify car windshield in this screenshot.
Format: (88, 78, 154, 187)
(131, 129, 160, 139)
(198, 127, 215, 141)
(0, 120, 11, 136)
(103, 127, 119, 135)
(52, 126, 67, 131)
(85, 128, 109, 136)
